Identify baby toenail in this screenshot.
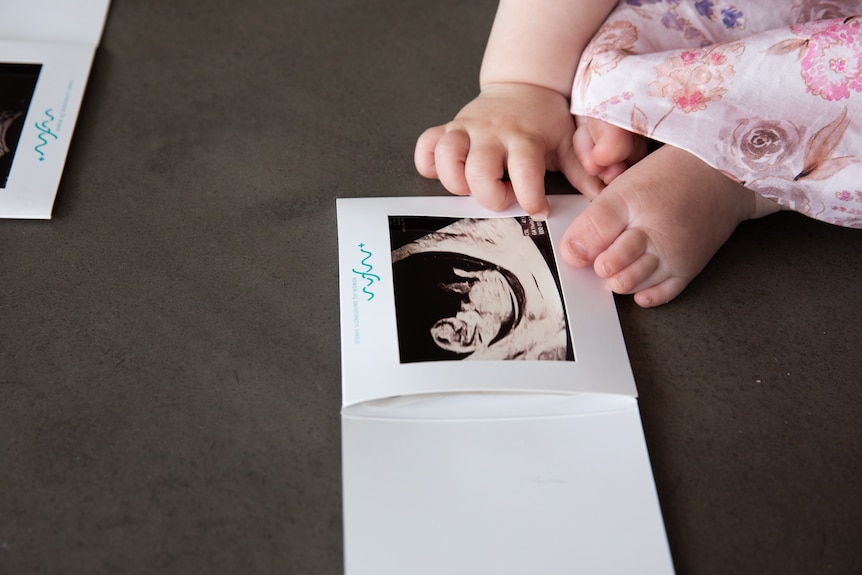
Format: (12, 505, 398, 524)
(601, 263, 613, 277)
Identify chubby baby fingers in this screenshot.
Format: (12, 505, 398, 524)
(414, 125, 446, 179)
(503, 138, 550, 219)
(432, 129, 473, 196)
(464, 143, 515, 211)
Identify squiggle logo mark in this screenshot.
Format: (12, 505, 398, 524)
(34, 109, 58, 161)
(352, 243, 380, 301)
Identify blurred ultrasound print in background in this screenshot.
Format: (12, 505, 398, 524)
(0, 63, 42, 188)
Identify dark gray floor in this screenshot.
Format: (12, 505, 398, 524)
(1, 1, 860, 574)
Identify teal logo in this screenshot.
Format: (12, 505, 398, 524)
(351, 243, 380, 301)
(34, 109, 58, 161)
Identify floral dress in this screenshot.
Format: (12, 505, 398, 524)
(571, 0, 862, 228)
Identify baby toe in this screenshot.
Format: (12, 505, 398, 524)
(561, 189, 631, 267)
(633, 276, 690, 308)
(605, 252, 659, 294)
(594, 228, 648, 278)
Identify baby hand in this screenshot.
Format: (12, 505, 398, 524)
(415, 83, 602, 220)
(573, 115, 648, 191)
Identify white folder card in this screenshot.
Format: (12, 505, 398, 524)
(337, 195, 675, 575)
(0, 0, 110, 219)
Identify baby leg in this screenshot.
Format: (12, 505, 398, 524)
(561, 144, 781, 307)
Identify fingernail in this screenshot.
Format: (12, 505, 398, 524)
(601, 262, 613, 277)
(532, 209, 549, 222)
(567, 240, 588, 262)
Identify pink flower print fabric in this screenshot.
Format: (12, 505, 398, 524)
(795, 19, 862, 101)
(571, 0, 862, 228)
(649, 44, 744, 115)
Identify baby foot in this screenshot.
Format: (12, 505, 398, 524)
(573, 116, 649, 188)
(561, 144, 781, 307)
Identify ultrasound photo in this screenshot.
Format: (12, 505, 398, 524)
(0, 63, 42, 188)
(389, 215, 574, 363)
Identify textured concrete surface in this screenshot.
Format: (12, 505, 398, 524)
(1, 1, 860, 574)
